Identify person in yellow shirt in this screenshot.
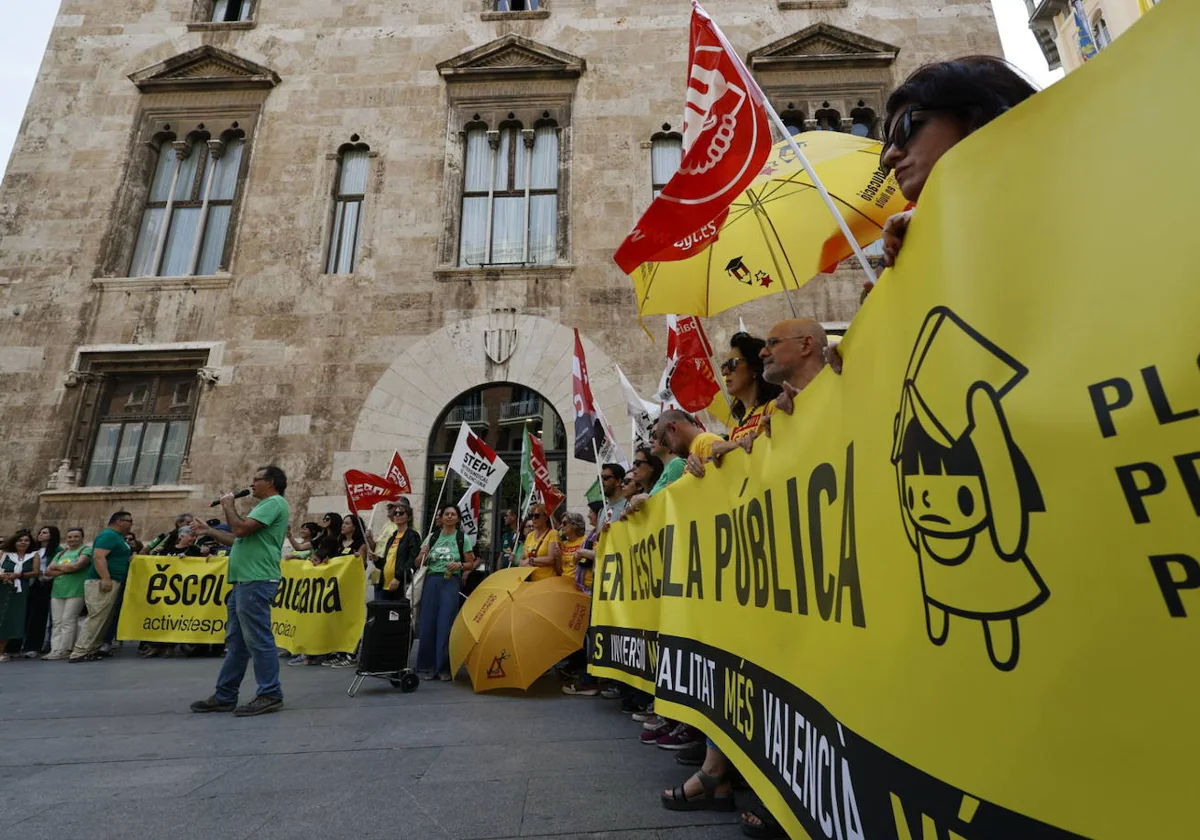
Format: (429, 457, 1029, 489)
(652, 409, 723, 466)
(520, 504, 560, 581)
(556, 512, 587, 585)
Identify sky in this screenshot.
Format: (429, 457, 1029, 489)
(0, 1, 1062, 179)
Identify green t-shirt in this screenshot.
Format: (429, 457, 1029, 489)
(87, 528, 133, 583)
(229, 494, 291, 582)
(650, 457, 686, 496)
(52, 546, 92, 599)
(426, 531, 474, 575)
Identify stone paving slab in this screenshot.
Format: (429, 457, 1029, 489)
(0, 653, 747, 840)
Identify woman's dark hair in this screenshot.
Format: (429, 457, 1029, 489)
(3, 529, 33, 553)
(322, 513, 343, 539)
(728, 332, 783, 421)
(39, 525, 62, 557)
(341, 515, 365, 552)
(314, 512, 344, 560)
(885, 56, 1038, 136)
(300, 522, 322, 539)
(635, 445, 665, 489)
(437, 504, 464, 536)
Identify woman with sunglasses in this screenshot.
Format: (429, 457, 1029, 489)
(520, 503, 561, 582)
(373, 503, 421, 601)
(878, 57, 1037, 269)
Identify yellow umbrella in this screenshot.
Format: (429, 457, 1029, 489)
(448, 566, 532, 675)
(454, 575, 591, 692)
(630, 131, 909, 317)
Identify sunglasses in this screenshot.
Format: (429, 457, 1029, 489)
(632, 459, 649, 468)
(719, 358, 744, 376)
(880, 107, 936, 171)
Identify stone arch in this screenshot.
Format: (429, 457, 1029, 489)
(320, 314, 630, 520)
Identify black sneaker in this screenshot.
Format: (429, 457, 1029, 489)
(675, 741, 706, 766)
(233, 694, 283, 717)
(190, 696, 236, 713)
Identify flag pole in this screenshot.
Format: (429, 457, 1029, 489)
(424, 466, 452, 547)
(591, 438, 610, 525)
(700, 0, 878, 287)
(764, 106, 878, 286)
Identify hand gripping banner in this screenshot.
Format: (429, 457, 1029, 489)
(588, 5, 1199, 837)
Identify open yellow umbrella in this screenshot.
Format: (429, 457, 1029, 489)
(452, 574, 590, 692)
(448, 566, 532, 675)
(630, 131, 908, 317)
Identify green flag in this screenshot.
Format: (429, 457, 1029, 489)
(519, 431, 534, 515)
(585, 478, 603, 504)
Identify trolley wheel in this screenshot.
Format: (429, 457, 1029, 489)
(400, 672, 420, 693)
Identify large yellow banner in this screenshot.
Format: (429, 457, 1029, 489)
(117, 555, 368, 655)
(589, 5, 1198, 839)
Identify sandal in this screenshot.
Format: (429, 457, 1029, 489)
(661, 770, 735, 812)
(437, 674, 453, 682)
(420, 673, 436, 681)
(741, 804, 786, 839)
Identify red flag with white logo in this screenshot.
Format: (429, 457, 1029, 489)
(573, 329, 624, 465)
(613, 1, 773, 274)
(344, 469, 405, 516)
(528, 432, 566, 514)
(383, 451, 412, 495)
(655, 315, 721, 413)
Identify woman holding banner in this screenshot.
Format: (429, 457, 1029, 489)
(415, 504, 477, 681)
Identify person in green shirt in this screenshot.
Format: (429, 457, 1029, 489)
(44, 527, 92, 660)
(190, 465, 290, 718)
(414, 504, 477, 681)
(70, 511, 134, 662)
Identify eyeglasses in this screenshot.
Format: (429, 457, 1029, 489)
(880, 107, 935, 172)
(632, 459, 649, 468)
(719, 358, 744, 375)
(765, 336, 806, 349)
(530, 513, 546, 519)
(390, 509, 409, 518)
(601, 474, 617, 482)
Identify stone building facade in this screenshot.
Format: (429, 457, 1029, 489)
(1025, 0, 1154, 74)
(0, 0, 1002, 552)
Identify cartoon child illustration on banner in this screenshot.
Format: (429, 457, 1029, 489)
(891, 308, 1049, 671)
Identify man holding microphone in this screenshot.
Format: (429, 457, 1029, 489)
(190, 465, 290, 717)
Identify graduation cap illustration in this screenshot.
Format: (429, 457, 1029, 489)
(725, 256, 751, 283)
(891, 308, 1040, 559)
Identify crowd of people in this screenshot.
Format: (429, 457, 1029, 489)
(0, 55, 1036, 837)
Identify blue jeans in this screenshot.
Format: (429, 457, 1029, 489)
(416, 573, 460, 676)
(215, 581, 281, 702)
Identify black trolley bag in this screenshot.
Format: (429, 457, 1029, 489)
(346, 575, 420, 696)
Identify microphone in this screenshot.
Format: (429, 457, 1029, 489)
(209, 488, 251, 507)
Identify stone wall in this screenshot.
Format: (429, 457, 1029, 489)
(0, 0, 1002, 533)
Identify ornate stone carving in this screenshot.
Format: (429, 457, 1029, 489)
(197, 366, 222, 386)
(129, 45, 281, 92)
(748, 24, 900, 70)
(437, 34, 586, 81)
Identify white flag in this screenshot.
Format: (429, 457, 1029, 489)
(458, 488, 481, 541)
(616, 364, 660, 449)
(448, 423, 509, 494)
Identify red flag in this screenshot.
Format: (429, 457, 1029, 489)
(573, 329, 622, 464)
(664, 316, 720, 413)
(383, 451, 412, 494)
(343, 469, 405, 515)
(613, 1, 772, 274)
(528, 432, 566, 514)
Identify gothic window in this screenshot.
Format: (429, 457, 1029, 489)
(459, 120, 560, 267)
(209, 0, 254, 21)
(814, 106, 842, 132)
(326, 143, 370, 274)
(849, 104, 877, 138)
(650, 129, 682, 198)
(129, 129, 246, 278)
(780, 108, 806, 137)
(495, 0, 538, 9)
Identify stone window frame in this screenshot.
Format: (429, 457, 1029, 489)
(96, 104, 262, 287)
(778, 0, 848, 9)
(47, 343, 226, 496)
(766, 85, 888, 139)
(437, 95, 575, 278)
(188, 0, 257, 31)
(647, 124, 683, 199)
(322, 136, 379, 276)
(480, 0, 550, 22)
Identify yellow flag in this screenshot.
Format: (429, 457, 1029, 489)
(590, 2, 1199, 837)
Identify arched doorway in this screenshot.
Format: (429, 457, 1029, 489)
(425, 382, 567, 566)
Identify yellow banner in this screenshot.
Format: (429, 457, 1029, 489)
(589, 5, 1198, 839)
(117, 555, 368, 656)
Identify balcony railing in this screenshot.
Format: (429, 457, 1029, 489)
(446, 404, 487, 425)
(499, 398, 541, 421)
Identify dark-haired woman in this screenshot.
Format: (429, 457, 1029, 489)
(373, 504, 421, 601)
(324, 516, 368, 668)
(686, 332, 782, 478)
(312, 512, 344, 565)
(22, 526, 62, 657)
(414, 504, 477, 681)
(0, 531, 40, 663)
